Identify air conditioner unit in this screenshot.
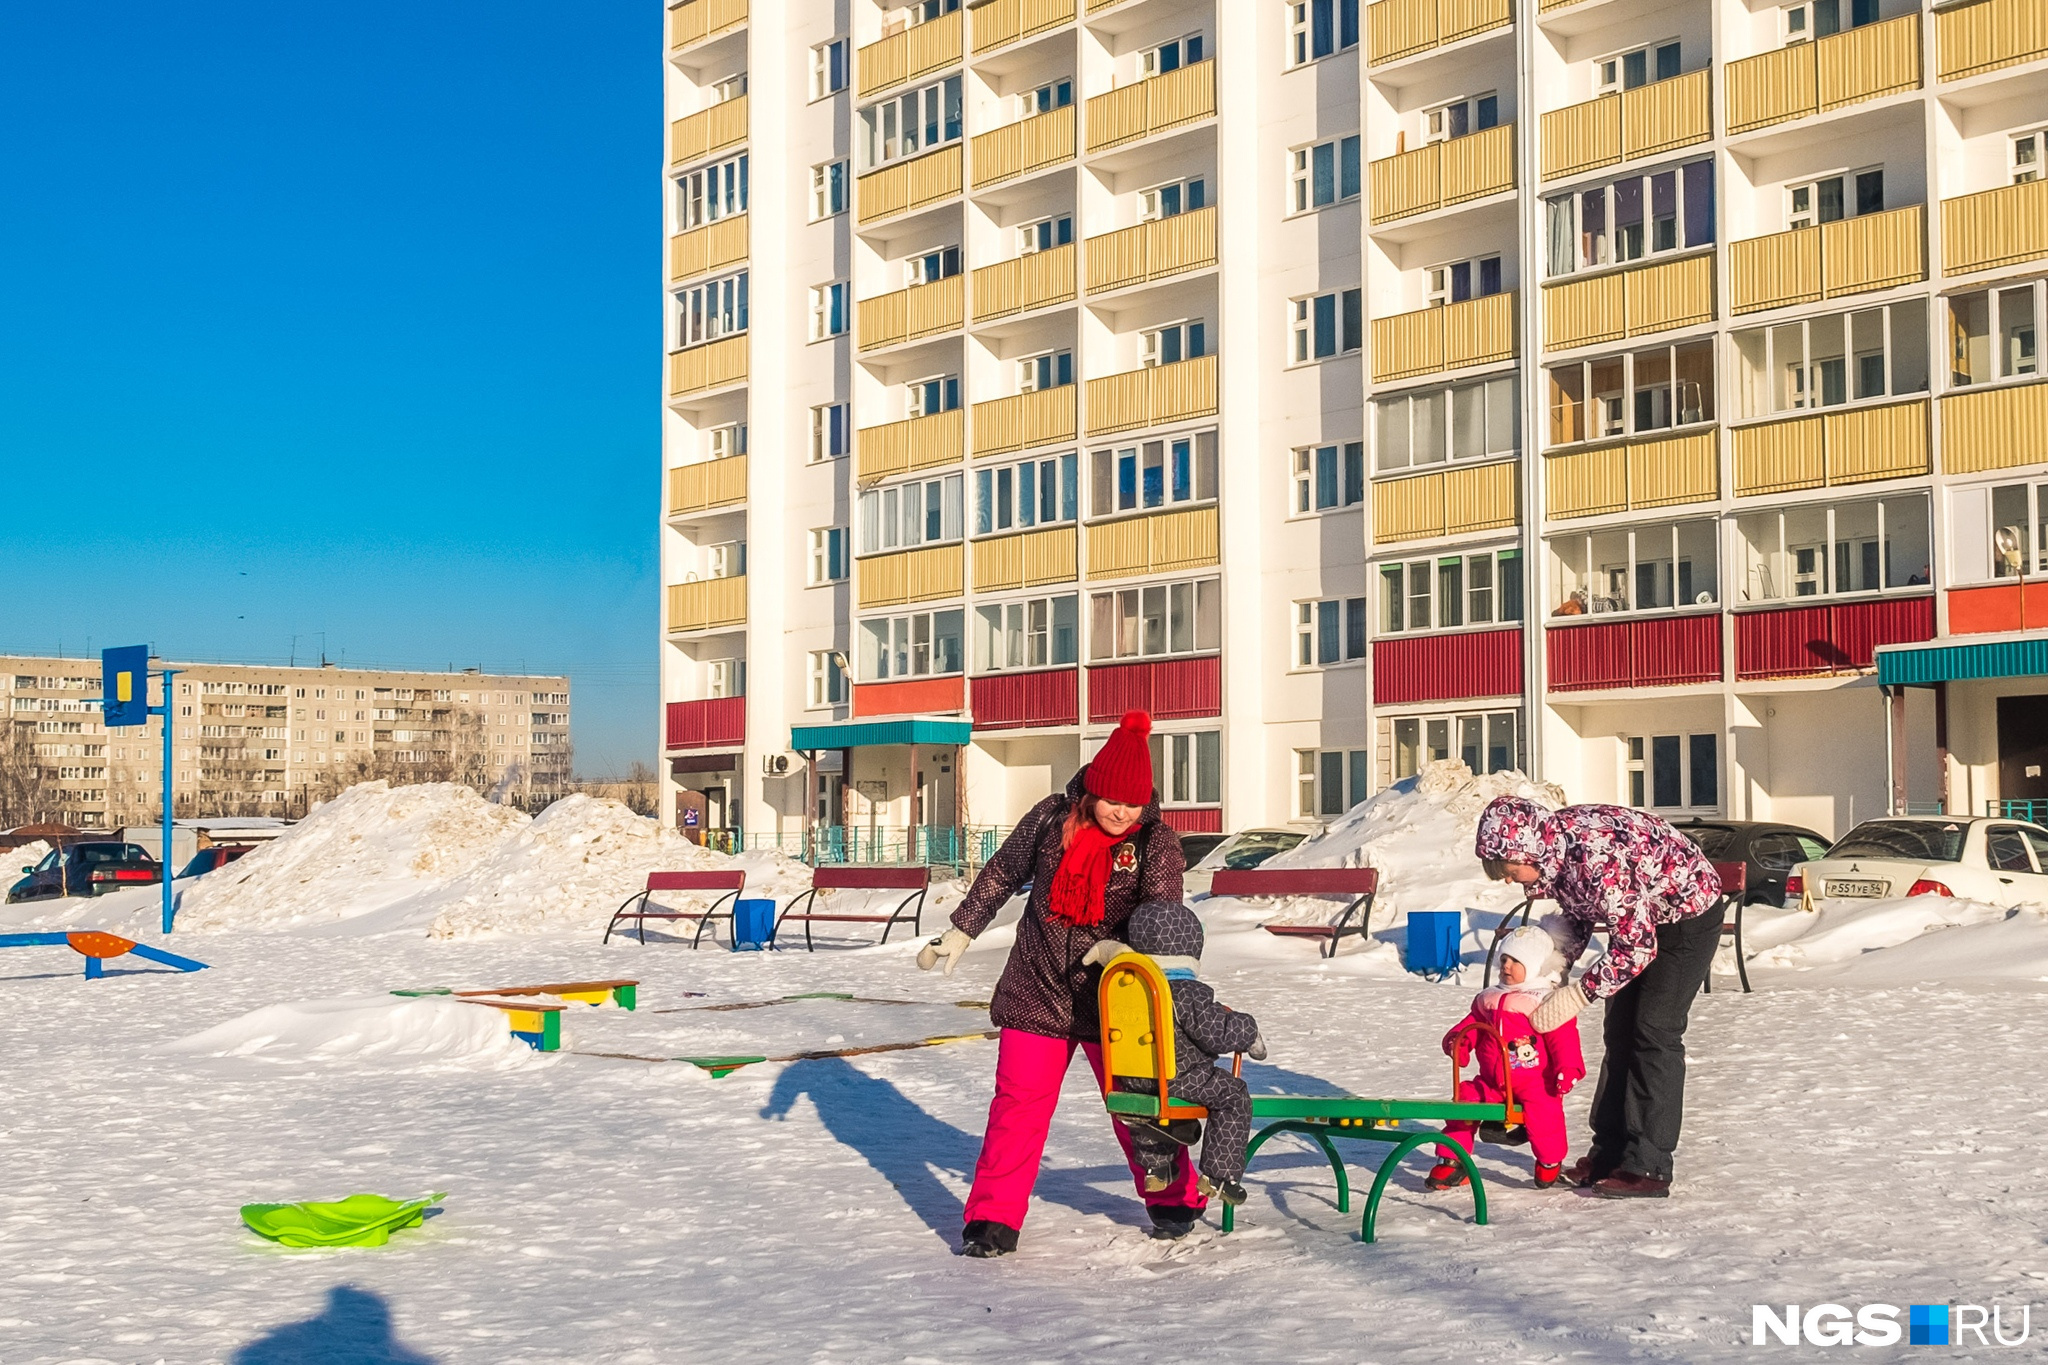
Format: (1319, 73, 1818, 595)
(762, 753, 795, 776)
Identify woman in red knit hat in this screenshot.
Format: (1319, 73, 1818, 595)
(916, 709, 1192, 1257)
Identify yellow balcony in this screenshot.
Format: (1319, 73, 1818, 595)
(1942, 381, 2048, 475)
(668, 215, 748, 284)
(1942, 179, 2048, 276)
(973, 526, 1078, 591)
(858, 276, 964, 352)
(668, 0, 746, 51)
(1545, 432, 1717, 520)
(1725, 15, 1921, 135)
(667, 576, 747, 633)
(668, 335, 749, 399)
(972, 0, 1075, 55)
(1085, 507, 1218, 581)
(1541, 73, 1709, 182)
(856, 409, 965, 484)
(858, 9, 963, 98)
(857, 544, 964, 610)
(1370, 292, 1517, 384)
(1728, 204, 1926, 314)
(1544, 255, 1713, 351)
(1085, 206, 1217, 293)
(667, 455, 748, 517)
(1731, 398, 1929, 497)
(1369, 124, 1515, 223)
(1373, 461, 1519, 544)
(1083, 61, 1215, 154)
(972, 105, 1075, 188)
(668, 95, 747, 169)
(1365, 0, 1510, 65)
(1084, 354, 1218, 437)
(1936, 0, 2048, 82)
(971, 244, 1077, 322)
(858, 145, 963, 225)
(972, 387, 1077, 458)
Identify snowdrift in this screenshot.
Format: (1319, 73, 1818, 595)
(7, 839, 51, 873)
(164, 995, 539, 1069)
(1748, 894, 2048, 984)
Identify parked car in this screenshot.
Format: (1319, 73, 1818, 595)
(1185, 828, 1308, 897)
(1672, 819, 1832, 907)
(1787, 817, 2048, 909)
(7, 842, 161, 903)
(176, 845, 254, 880)
(1175, 832, 1230, 866)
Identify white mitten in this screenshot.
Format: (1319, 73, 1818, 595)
(915, 927, 972, 976)
(1247, 1031, 1269, 1061)
(1080, 939, 1131, 967)
(1529, 982, 1590, 1034)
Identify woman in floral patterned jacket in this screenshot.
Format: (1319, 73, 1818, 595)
(1474, 796, 1722, 1199)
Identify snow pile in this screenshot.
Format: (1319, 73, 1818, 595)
(164, 995, 539, 1069)
(1747, 894, 2048, 984)
(8, 839, 52, 872)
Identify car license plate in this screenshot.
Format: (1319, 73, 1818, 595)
(1826, 879, 1887, 898)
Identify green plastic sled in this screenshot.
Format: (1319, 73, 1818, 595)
(240, 1192, 445, 1248)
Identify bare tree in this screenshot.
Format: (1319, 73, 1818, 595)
(0, 722, 56, 827)
(622, 760, 658, 817)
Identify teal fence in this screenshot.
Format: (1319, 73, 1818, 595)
(733, 825, 1011, 871)
(1990, 799, 2048, 823)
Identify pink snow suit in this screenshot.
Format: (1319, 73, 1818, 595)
(1438, 985, 1587, 1166)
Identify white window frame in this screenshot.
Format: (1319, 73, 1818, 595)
(1729, 298, 1929, 421)
(860, 74, 964, 171)
(1785, 165, 1884, 230)
(1086, 578, 1223, 662)
(810, 39, 850, 101)
(1292, 441, 1366, 515)
(1140, 177, 1208, 222)
(807, 651, 849, 708)
(809, 281, 850, 341)
(1949, 281, 2044, 388)
(1949, 478, 2048, 584)
(1289, 0, 1361, 67)
(1423, 93, 1500, 144)
(857, 608, 966, 681)
(908, 373, 961, 416)
(974, 594, 1081, 673)
(1427, 255, 1504, 305)
(1390, 711, 1522, 784)
(1374, 375, 1520, 472)
(1548, 520, 1723, 616)
(1595, 39, 1681, 95)
(1734, 495, 1930, 602)
(908, 245, 961, 286)
(1017, 214, 1074, 254)
(1291, 287, 1363, 364)
(1289, 135, 1362, 214)
(675, 153, 748, 231)
(808, 527, 849, 585)
(811, 403, 850, 461)
(857, 473, 966, 555)
(1140, 32, 1206, 78)
(976, 452, 1079, 536)
(2012, 128, 2047, 184)
(674, 271, 748, 349)
(1089, 431, 1219, 519)
(1019, 78, 1073, 118)
(1292, 597, 1368, 668)
(1153, 730, 1223, 807)
(707, 659, 744, 699)
(1141, 319, 1208, 368)
(1377, 548, 1524, 634)
(1017, 349, 1073, 393)
(1546, 340, 1716, 448)
(707, 422, 747, 461)
(810, 160, 849, 221)
(1624, 732, 1721, 812)
(1296, 747, 1371, 818)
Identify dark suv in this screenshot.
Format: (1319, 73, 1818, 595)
(7, 842, 161, 902)
(1672, 820, 1831, 907)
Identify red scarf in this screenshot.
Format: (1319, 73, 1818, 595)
(1047, 821, 1119, 928)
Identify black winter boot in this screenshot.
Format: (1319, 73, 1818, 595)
(961, 1220, 1019, 1258)
(1146, 1204, 1200, 1240)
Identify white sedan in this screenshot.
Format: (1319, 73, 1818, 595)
(1787, 817, 2048, 909)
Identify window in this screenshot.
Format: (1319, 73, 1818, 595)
(1140, 177, 1207, 221)
(1548, 341, 1715, 445)
(1423, 93, 1500, 143)
(1949, 283, 2041, 387)
(1152, 731, 1223, 807)
(859, 609, 964, 680)
(809, 528, 849, 584)
(1293, 442, 1366, 513)
(808, 652, 849, 708)
(977, 453, 1079, 535)
(974, 595, 1080, 671)
(1596, 40, 1681, 94)
(1290, 0, 1360, 65)
(861, 75, 963, 169)
(857, 473, 965, 554)
(1374, 375, 1518, 471)
(1142, 320, 1208, 367)
(1021, 79, 1073, 116)
(1090, 431, 1218, 516)
(811, 403, 851, 461)
(1428, 256, 1504, 305)
(1292, 288, 1363, 362)
(1731, 299, 1929, 418)
(1379, 549, 1523, 633)
(1290, 136, 1362, 212)
(898, 0, 961, 23)
(2013, 129, 2046, 184)
(811, 160, 849, 220)
(707, 659, 745, 699)
(810, 281, 850, 340)
(1625, 732, 1719, 810)
(1390, 711, 1520, 782)
(708, 72, 748, 104)
(811, 39, 849, 100)
(1782, 0, 1880, 44)
(909, 245, 961, 285)
(1087, 579, 1223, 660)
(1545, 160, 1714, 277)
(1142, 32, 1205, 77)
(704, 540, 746, 579)
(674, 272, 748, 348)
(1947, 480, 2048, 584)
(1550, 521, 1719, 615)
(909, 374, 961, 415)
(1294, 598, 1368, 666)
(1019, 215, 1074, 253)
(676, 154, 748, 230)
(707, 422, 747, 460)
(1786, 168, 1883, 230)
(1734, 495, 1929, 602)
(1018, 349, 1073, 392)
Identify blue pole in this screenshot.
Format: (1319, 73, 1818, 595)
(157, 667, 178, 935)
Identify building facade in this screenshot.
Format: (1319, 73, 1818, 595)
(2, 657, 571, 827)
(657, 0, 2048, 848)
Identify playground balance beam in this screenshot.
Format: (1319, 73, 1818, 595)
(0, 931, 210, 979)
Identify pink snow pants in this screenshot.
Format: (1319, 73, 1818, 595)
(963, 1028, 1204, 1230)
(1440, 1078, 1569, 1166)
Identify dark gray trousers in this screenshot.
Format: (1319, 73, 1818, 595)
(1587, 907, 1722, 1181)
(1122, 1067, 1253, 1182)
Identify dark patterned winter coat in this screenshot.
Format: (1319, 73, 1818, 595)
(1123, 901, 1261, 1078)
(951, 771, 1185, 1040)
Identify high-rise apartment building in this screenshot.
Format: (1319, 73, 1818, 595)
(658, 0, 2048, 848)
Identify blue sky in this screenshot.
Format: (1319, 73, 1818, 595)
(0, 3, 658, 775)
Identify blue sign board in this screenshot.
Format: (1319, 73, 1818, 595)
(102, 645, 151, 728)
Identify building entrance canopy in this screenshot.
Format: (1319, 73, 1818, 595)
(789, 717, 975, 751)
(1876, 638, 2048, 688)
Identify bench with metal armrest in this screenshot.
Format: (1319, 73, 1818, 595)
(604, 871, 747, 947)
(1210, 867, 1379, 959)
(1701, 860, 1752, 994)
(772, 866, 929, 951)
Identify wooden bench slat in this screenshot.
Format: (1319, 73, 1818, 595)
(457, 997, 567, 1013)
(463, 979, 637, 997)
(1210, 868, 1378, 896)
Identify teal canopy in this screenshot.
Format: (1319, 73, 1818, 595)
(1876, 638, 2048, 687)
(789, 717, 975, 751)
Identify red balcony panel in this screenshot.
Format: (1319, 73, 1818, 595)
(1829, 595, 1934, 667)
(666, 697, 745, 750)
(852, 675, 966, 718)
(1948, 582, 2048, 635)
(1631, 614, 1722, 687)
(971, 669, 1080, 731)
(1086, 656, 1223, 724)
(1735, 598, 1934, 679)
(1546, 621, 1632, 692)
(1161, 807, 1223, 834)
(1373, 629, 1523, 705)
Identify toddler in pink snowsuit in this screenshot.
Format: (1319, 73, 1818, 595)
(1429, 919, 1587, 1190)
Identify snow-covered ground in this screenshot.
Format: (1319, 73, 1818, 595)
(4, 775, 2046, 1363)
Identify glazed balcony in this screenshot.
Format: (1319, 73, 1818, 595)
(971, 387, 1077, 458)
(668, 216, 748, 284)
(668, 335, 749, 399)
(668, 0, 746, 53)
(971, 105, 1075, 188)
(1941, 179, 2048, 276)
(1370, 292, 1516, 384)
(859, 9, 963, 98)
(1084, 506, 1219, 580)
(1730, 397, 1930, 497)
(1935, 0, 2048, 81)
(668, 96, 747, 169)
(856, 544, 965, 610)
(858, 276, 965, 352)
(1085, 206, 1217, 294)
(1371, 460, 1519, 544)
(1728, 205, 1926, 314)
(1542, 254, 1714, 351)
(1724, 14, 1921, 136)
(1544, 431, 1718, 520)
(973, 0, 1076, 55)
(856, 409, 965, 483)
(667, 454, 748, 517)
(667, 576, 748, 633)
(972, 526, 1078, 591)
(1083, 61, 1215, 154)
(971, 244, 1077, 322)
(1083, 354, 1218, 437)
(1940, 380, 2048, 476)
(858, 146, 963, 226)
(1368, 124, 1515, 223)
(1538, 73, 1710, 183)
(1366, 0, 1511, 65)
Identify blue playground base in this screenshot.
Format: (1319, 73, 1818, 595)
(0, 932, 210, 978)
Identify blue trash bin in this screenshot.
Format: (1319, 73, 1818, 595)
(1405, 910, 1464, 980)
(732, 898, 776, 951)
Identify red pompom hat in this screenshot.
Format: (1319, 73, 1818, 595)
(1085, 710, 1154, 806)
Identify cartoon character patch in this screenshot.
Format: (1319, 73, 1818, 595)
(1113, 842, 1139, 874)
(1508, 1037, 1542, 1069)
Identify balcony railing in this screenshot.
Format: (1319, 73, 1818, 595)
(971, 244, 1077, 322)
(971, 104, 1075, 188)
(857, 543, 965, 610)
(1368, 123, 1515, 223)
(973, 0, 1076, 54)
(856, 408, 965, 484)
(971, 386, 1077, 458)
(1544, 431, 1718, 520)
(1539, 71, 1710, 181)
(1084, 354, 1218, 437)
(1085, 507, 1218, 580)
(1936, 0, 2048, 81)
(1941, 179, 2048, 276)
(1372, 461, 1519, 543)
(1730, 398, 1929, 497)
(1728, 204, 1926, 314)
(1366, 0, 1511, 65)
(1940, 380, 2048, 476)
(1543, 254, 1714, 351)
(667, 576, 748, 633)
(665, 696, 745, 751)
(1725, 14, 1921, 135)
(1085, 206, 1217, 293)
(667, 454, 748, 517)
(668, 215, 748, 284)
(668, 0, 746, 52)
(973, 526, 1079, 591)
(858, 276, 964, 352)
(858, 9, 963, 98)
(1083, 60, 1215, 154)
(858, 145, 963, 225)
(668, 335, 749, 399)
(668, 95, 747, 168)
(1370, 291, 1516, 384)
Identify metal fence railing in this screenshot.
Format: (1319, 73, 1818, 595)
(725, 825, 1012, 872)
(1989, 799, 2048, 823)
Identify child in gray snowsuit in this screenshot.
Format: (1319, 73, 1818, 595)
(1085, 900, 1265, 1204)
